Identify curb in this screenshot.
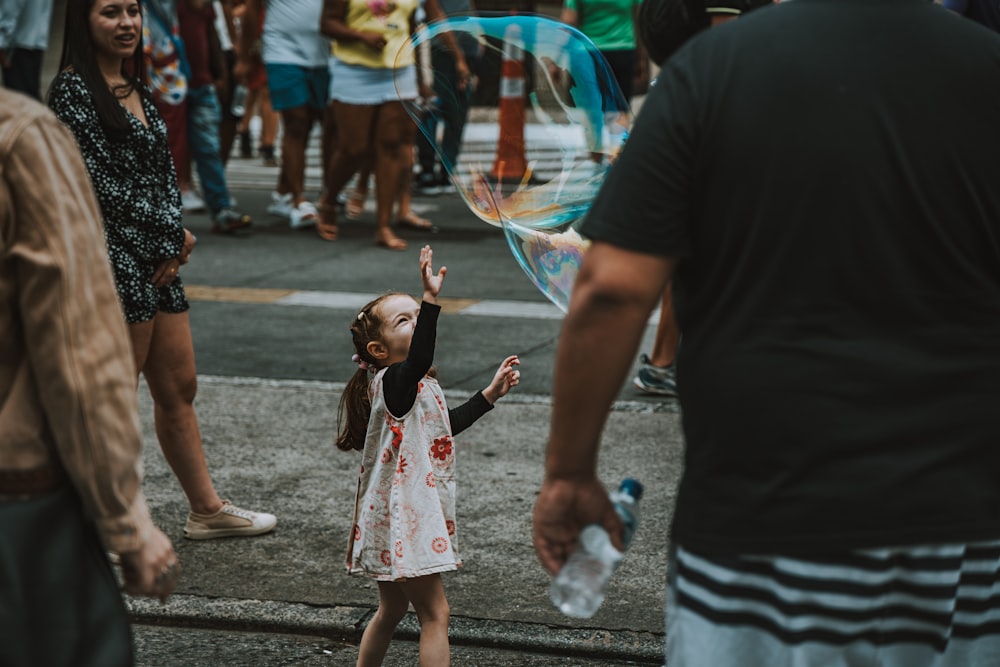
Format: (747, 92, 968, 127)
(127, 595, 664, 664)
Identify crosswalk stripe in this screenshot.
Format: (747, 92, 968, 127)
(186, 285, 661, 323)
(186, 285, 565, 319)
(224, 122, 582, 190)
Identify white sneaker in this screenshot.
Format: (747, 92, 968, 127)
(289, 200, 317, 229)
(184, 500, 277, 540)
(267, 192, 293, 220)
(181, 189, 206, 213)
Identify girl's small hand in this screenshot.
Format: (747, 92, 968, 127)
(420, 245, 446, 303)
(482, 355, 520, 404)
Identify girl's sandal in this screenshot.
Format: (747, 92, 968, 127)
(375, 230, 407, 251)
(346, 191, 365, 220)
(316, 201, 339, 241)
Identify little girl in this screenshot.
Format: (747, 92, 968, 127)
(337, 245, 520, 666)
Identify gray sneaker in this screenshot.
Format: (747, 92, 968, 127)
(632, 354, 678, 397)
(184, 500, 277, 540)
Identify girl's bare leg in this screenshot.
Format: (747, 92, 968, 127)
(400, 574, 450, 667)
(356, 581, 410, 667)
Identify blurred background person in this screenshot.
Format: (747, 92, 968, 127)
(232, 0, 279, 165)
(560, 0, 646, 161)
(237, 0, 329, 230)
(0, 0, 54, 100)
(319, 0, 467, 248)
(214, 0, 243, 166)
(176, 0, 252, 233)
(413, 0, 478, 196)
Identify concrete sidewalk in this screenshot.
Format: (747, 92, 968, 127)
(128, 375, 682, 665)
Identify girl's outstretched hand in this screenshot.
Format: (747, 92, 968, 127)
(483, 355, 521, 404)
(420, 245, 447, 303)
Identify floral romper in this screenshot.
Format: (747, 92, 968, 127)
(48, 70, 186, 324)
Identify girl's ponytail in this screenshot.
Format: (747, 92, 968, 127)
(335, 293, 402, 452)
(336, 367, 372, 451)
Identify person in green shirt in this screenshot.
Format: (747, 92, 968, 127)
(561, 0, 647, 104)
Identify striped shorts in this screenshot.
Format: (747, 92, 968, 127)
(667, 540, 1000, 666)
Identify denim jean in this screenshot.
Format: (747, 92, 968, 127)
(417, 49, 475, 177)
(187, 85, 231, 214)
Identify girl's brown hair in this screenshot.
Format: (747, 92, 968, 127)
(335, 293, 404, 452)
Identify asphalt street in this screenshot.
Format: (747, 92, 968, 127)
(126, 149, 683, 666)
(31, 4, 681, 663)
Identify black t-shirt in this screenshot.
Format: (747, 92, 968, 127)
(582, 0, 1000, 554)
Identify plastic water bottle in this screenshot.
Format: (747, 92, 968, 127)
(549, 478, 644, 618)
(230, 84, 248, 117)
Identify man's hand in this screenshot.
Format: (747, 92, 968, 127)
(482, 355, 520, 404)
(119, 527, 179, 603)
(533, 476, 623, 575)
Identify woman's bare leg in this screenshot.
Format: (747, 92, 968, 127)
(372, 102, 413, 249)
(134, 312, 222, 515)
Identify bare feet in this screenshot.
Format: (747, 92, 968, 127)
(316, 200, 339, 241)
(375, 229, 407, 250)
(346, 191, 365, 219)
(396, 212, 437, 232)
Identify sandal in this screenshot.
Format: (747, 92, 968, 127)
(346, 191, 365, 219)
(375, 230, 407, 250)
(316, 200, 339, 241)
(396, 212, 438, 233)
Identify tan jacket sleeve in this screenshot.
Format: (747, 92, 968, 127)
(1, 102, 154, 554)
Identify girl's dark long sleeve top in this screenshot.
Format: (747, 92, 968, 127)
(382, 302, 493, 434)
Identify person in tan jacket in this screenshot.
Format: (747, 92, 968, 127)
(0, 88, 177, 666)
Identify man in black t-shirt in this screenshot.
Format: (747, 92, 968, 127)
(534, 1, 1000, 664)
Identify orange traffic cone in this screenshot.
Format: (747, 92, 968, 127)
(490, 24, 528, 184)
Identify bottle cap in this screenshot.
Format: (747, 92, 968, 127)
(619, 478, 643, 501)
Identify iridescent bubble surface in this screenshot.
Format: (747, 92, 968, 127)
(396, 15, 630, 310)
(501, 218, 591, 313)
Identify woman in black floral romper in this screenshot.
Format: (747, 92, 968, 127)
(48, 0, 275, 540)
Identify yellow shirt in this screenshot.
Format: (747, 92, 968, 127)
(334, 0, 418, 69)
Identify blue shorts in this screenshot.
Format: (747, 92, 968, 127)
(264, 63, 330, 112)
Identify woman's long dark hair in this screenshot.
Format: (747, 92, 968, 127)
(58, 0, 150, 140)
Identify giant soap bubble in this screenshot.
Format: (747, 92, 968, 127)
(395, 15, 632, 311)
